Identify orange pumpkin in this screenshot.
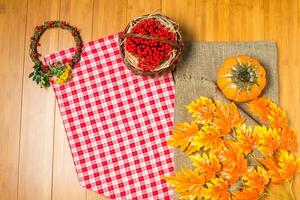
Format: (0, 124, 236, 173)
(217, 55, 266, 102)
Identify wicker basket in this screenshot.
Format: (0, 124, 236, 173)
(119, 13, 184, 77)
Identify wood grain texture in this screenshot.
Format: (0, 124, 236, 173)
(0, 0, 27, 199)
(162, 0, 196, 40)
(51, 0, 93, 200)
(17, 0, 59, 199)
(0, 0, 299, 199)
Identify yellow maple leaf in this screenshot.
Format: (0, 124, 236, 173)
(167, 121, 200, 155)
(256, 165, 270, 182)
(213, 101, 245, 135)
(189, 152, 221, 180)
(234, 125, 258, 154)
(191, 125, 224, 151)
(186, 97, 216, 124)
(162, 168, 206, 199)
(259, 151, 300, 185)
(254, 126, 280, 157)
(277, 150, 300, 180)
(206, 178, 230, 200)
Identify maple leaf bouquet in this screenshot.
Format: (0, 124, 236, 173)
(163, 96, 300, 200)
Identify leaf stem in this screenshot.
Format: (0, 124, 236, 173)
(248, 153, 264, 168)
(263, 185, 272, 195)
(288, 180, 296, 200)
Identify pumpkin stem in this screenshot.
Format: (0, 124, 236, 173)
(239, 71, 251, 82)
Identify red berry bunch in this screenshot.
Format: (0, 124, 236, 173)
(125, 19, 176, 71)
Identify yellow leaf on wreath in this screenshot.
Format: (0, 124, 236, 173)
(235, 125, 258, 154)
(254, 126, 280, 157)
(168, 122, 200, 155)
(162, 168, 206, 199)
(189, 152, 221, 180)
(213, 101, 245, 135)
(206, 178, 230, 200)
(191, 125, 224, 151)
(186, 97, 216, 124)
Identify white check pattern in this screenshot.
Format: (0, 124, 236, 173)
(44, 34, 174, 200)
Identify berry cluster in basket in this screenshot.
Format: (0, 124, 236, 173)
(125, 19, 176, 71)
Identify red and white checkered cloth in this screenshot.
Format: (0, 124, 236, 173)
(44, 34, 175, 200)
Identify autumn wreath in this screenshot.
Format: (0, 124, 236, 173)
(28, 21, 83, 87)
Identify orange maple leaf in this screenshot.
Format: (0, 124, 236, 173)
(232, 166, 269, 199)
(167, 121, 199, 155)
(213, 101, 245, 135)
(279, 127, 298, 153)
(267, 101, 288, 129)
(232, 189, 261, 200)
(254, 126, 280, 157)
(217, 142, 248, 184)
(248, 97, 288, 129)
(247, 97, 270, 121)
(191, 125, 224, 151)
(235, 125, 258, 154)
(241, 167, 269, 195)
(186, 97, 216, 124)
(206, 178, 230, 200)
(259, 157, 283, 184)
(162, 168, 206, 199)
(189, 152, 221, 180)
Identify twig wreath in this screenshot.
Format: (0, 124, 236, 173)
(29, 21, 83, 87)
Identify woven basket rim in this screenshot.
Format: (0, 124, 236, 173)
(119, 13, 184, 77)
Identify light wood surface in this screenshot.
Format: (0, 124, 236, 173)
(0, 0, 299, 199)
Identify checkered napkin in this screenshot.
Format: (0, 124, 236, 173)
(44, 34, 175, 200)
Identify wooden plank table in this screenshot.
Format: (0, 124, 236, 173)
(0, 0, 299, 199)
